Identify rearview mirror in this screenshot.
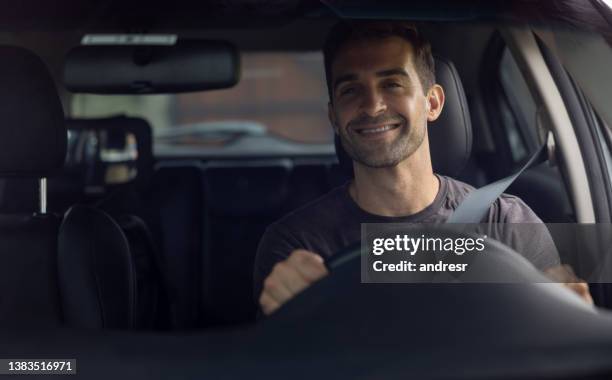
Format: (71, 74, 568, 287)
(64, 39, 240, 94)
(66, 128, 139, 186)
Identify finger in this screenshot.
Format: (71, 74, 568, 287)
(564, 282, 594, 305)
(262, 270, 293, 305)
(573, 282, 593, 305)
(581, 291, 594, 305)
(259, 292, 281, 315)
(287, 250, 329, 283)
(273, 261, 309, 295)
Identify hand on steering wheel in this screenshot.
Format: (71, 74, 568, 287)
(259, 249, 329, 315)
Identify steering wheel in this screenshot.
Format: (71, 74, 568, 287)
(327, 225, 546, 279)
(271, 224, 592, 321)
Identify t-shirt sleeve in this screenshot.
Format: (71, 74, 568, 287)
(253, 222, 301, 302)
(492, 195, 561, 270)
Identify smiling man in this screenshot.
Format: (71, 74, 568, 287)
(254, 21, 591, 315)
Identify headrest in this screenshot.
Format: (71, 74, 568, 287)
(64, 115, 154, 191)
(0, 46, 66, 177)
(335, 57, 472, 177)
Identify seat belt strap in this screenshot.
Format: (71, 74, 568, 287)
(446, 140, 549, 224)
(326, 137, 550, 270)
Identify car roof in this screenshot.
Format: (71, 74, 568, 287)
(2, 0, 607, 33)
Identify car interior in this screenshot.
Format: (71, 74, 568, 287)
(1, 1, 612, 378)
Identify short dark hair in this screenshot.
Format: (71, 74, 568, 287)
(323, 20, 435, 101)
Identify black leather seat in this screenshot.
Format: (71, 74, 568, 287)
(58, 116, 169, 329)
(58, 205, 138, 328)
(60, 116, 203, 329)
(0, 46, 66, 327)
(335, 57, 473, 178)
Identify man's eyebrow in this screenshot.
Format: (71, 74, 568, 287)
(376, 68, 410, 78)
(333, 68, 411, 92)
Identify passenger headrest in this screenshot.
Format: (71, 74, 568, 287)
(335, 57, 472, 177)
(64, 115, 154, 191)
(0, 46, 66, 177)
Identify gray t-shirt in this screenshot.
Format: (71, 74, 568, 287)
(253, 175, 560, 300)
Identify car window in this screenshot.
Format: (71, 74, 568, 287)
(496, 46, 539, 163)
(71, 51, 333, 149)
(595, 113, 612, 188)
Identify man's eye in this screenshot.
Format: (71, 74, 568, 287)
(339, 87, 356, 96)
(384, 82, 402, 89)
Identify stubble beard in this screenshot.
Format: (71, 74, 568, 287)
(338, 116, 427, 168)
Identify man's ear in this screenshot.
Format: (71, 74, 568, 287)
(328, 101, 340, 135)
(426, 84, 445, 122)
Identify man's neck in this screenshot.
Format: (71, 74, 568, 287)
(349, 156, 440, 218)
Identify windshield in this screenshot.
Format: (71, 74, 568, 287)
(71, 52, 333, 148)
(4, 1, 612, 376)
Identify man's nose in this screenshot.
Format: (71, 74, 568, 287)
(360, 88, 387, 117)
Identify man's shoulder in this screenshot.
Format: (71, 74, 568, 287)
(441, 175, 542, 223)
(492, 193, 542, 223)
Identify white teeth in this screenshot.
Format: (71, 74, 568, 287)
(360, 125, 396, 134)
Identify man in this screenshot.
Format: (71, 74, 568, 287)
(254, 20, 591, 316)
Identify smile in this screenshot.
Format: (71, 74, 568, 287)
(355, 123, 401, 135)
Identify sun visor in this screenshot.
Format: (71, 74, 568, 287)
(64, 36, 240, 94)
